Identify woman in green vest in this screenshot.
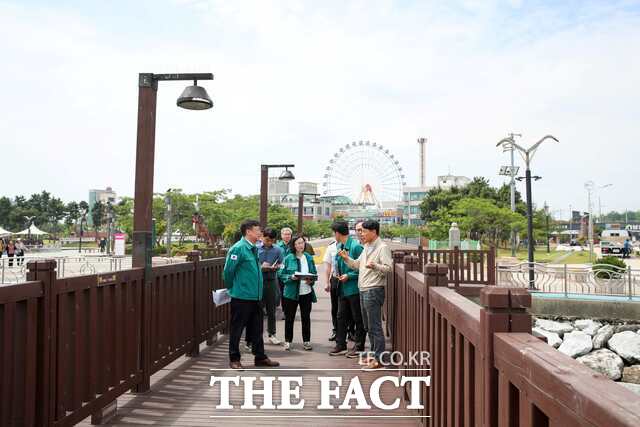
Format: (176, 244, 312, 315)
(278, 234, 318, 351)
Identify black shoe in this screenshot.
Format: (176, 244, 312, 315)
(328, 332, 337, 342)
(329, 346, 348, 356)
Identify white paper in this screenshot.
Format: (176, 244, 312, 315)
(212, 288, 231, 306)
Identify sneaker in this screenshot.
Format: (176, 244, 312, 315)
(303, 342, 312, 351)
(347, 332, 355, 342)
(283, 342, 292, 351)
(328, 332, 337, 342)
(329, 346, 348, 356)
(268, 335, 282, 345)
(240, 343, 252, 353)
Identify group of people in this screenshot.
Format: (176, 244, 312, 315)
(222, 218, 392, 370)
(0, 238, 27, 266)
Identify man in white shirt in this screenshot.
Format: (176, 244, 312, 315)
(323, 239, 355, 342)
(338, 220, 392, 369)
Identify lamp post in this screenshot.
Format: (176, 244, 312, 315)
(78, 209, 87, 253)
(544, 202, 550, 253)
(584, 182, 612, 262)
(106, 203, 114, 255)
(497, 135, 559, 289)
(259, 164, 295, 228)
(298, 192, 320, 234)
(498, 132, 521, 257)
(132, 73, 213, 274)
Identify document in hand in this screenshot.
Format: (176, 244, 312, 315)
(212, 288, 231, 306)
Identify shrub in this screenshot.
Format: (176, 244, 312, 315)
(593, 256, 627, 279)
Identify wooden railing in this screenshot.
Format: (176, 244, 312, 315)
(393, 246, 496, 286)
(389, 257, 640, 426)
(0, 251, 228, 426)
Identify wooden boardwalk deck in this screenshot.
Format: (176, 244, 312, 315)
(80, 266, 420, 426)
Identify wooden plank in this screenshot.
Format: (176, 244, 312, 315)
(2, 302, 15, 425)
(24, 298, 38, 426)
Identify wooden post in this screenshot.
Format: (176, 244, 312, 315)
(26, 260, 57, 427)
(453, 246, 461, 287)
(186, 250, 201, 357)
(480, 287, 531, 427)
(488, 245, 497, 285)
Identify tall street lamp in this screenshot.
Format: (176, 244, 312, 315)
(78, 209, 88, 253)
(132, 73, 213, 274)
(259, 164, 295, 228)
(584, 182, 612, 262)
(298, 192, 320, 234)
(497, 134, 559, 289)
(498, 132, 521, 257)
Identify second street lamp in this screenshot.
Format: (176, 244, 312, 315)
(298, 192, 320, 234)
(259, 164, 295, 228)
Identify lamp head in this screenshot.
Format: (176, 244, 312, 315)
(279, 168, 295, 181)
(177, 80, 213, 110)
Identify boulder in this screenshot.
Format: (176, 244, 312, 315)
(608, 331, 640, 363)
(592, 324, 615, 349)
(616, 324, 640, 333)
(622, 365, 640, 384)
(619, 382, 640, 396)
(574, 319, 602, 336)
(558, 331, 593, 358)
(532, 327, 562, 348)
(535, 319, 574, 337)
(576, 349, 624, 380)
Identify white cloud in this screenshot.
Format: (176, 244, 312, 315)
(0, 0, 639, 217)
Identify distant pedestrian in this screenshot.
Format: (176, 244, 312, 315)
(624, 239, 632, 259)
(15, 239, 26, 265)
(6, 240, 16, 267)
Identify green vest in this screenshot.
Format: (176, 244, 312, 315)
(335, 236, 363, 297)
(223, 238, 263, 301)
(278, 252, 318, 303)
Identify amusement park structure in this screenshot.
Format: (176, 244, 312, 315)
(323, 140, 406, 207)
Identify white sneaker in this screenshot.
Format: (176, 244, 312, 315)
(240, 343, 252, 353)
(284, 342, 292, 351)
(268, 335, 282, 345)
(303, 342, 312, 351)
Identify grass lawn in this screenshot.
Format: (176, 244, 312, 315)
(496, 247, 592, 264)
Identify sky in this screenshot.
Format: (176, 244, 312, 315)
(1, 0, 639, 220)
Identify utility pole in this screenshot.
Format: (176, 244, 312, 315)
(585, 181, 594, 263)
(569, 204, 572, 244)
(498, 133, 521, 257)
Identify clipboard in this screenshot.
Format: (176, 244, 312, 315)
(293, 272, 318, 280)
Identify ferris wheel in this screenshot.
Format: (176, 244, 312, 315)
(322, 140, 406, 206)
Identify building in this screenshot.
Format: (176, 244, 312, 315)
(400, 186, 431, 225)
(268, 177, 290, 204)
(88, 187, 117, 226)
(437, 174, 471, 189)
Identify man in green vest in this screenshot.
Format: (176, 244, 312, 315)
(328, 220, 366, 356)
(224, 219, 280, 370)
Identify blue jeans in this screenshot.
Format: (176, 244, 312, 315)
(360, 287, 385, 361)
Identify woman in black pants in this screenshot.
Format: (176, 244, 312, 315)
(278, 235, 318, 351)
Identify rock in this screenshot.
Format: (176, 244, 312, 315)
(558, 331, 593, 358)
(592, 324, 615, 349)
(574, 319, 603, 336)
(616, 324, 640, 333)
(608, 331, 640, 363)
(532, 327, 562, 348)
(622, 365, 640, 384)
(576, 349, 624, 380)
(535, 319, 574, 337)
(619, 382, 640, 396)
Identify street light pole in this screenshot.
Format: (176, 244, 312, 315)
(498, 134, 559, 289)
(132, 72, 213, 273)
(165, 189, 172, 256)
(259, 164, 295, 228)
(544, 202, 550, 253)
(298, 192, 320, 234)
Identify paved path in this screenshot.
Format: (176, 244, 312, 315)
(80, 265, 419, 426)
